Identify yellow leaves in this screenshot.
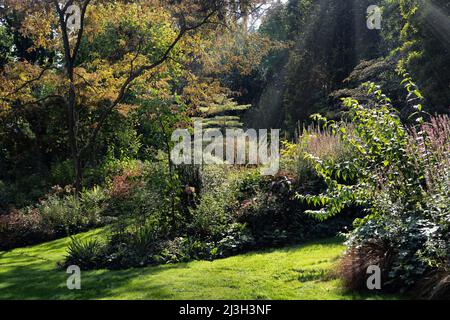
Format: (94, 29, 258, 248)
(0, 0, 246, 121)
(19, 6, 59, 52)
(92, 0, 172, 33)
(73, 50, 163, 107)
(182, 76, 229, 112)
(200, 29, 285, 76)
(18, 73, 28, 81)
(0, 61, 63, 114)
(84, 7, 102, 44)
(0, 99, 12, 117)
(118, 39, 127, 48)
(1, 61, 43, 95)
(74, 64, 121, 104)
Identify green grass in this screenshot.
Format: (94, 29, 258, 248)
(0, 231, 399, 300)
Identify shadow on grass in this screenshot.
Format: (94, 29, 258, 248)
(0, 257, 191, 300)
(0, 235, 403, 300)
(0, 228, 188, 300)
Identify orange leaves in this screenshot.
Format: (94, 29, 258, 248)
(117, 103, 138, 117)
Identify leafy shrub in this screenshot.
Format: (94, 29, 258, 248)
(80, 186, 107, 225)
(60, 162, 353, 270)
(188, 165, 238, 238)
(156, 223, 254, 264)
(189, 192, 232, 238)
(50, 160, 75, 187)
(82, 154, 142, 188)
(156, 237, 215, 264)
(59, 167, 251, 269)
(281, 123, 353, 193)
(37, 190, 107, 234)
(213, 223, 255, 258)
(103, 226, 162, 269)
(0, 186, 108, 251)
(303, 81, 450, 298)
(37, 195, 84, 234)
(339, 113, 450, 297)
(237, 174, 353, 247)
(235, 169, 266, 200)
(104, 170, 142, 218)
(0, 210, 54, 250)
(65, 238, 105, 270)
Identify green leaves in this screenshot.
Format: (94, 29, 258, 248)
(297, 81, 425, 221)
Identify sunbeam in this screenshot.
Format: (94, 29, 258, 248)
(422, 0, 450, 49)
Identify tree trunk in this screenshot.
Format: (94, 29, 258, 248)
(55, 1, 84, 197)
(67, 82, 82, 195)
(240, 1, 249, 32)
(159, 118, 177, 227)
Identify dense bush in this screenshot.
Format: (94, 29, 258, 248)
(236, 173, 355, 247)
(98, 221, 166, 269)
(188, 166, 238, 238)
(281, 123, 354, 193)
(0, 159, 173, 252)
(301, 81, 450, 299)
(0, 210, 54, 250)
(0, 174, 50, 212)
(0, 187, 108, 251)
(340, 114, 450, 298)
(64, 161, 355, 270)
(65, 238, 106, 270)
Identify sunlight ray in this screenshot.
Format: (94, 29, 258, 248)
(422, 1, 450, 49)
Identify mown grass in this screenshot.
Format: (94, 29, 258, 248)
(0, 231, 400, 300)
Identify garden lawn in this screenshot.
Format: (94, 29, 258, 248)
(0, 231, 398, 300)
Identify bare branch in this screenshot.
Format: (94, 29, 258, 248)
(19, 94, 66, 107)
(1, 66, 54, 100)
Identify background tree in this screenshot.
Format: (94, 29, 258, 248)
(0, 0, 268, 195)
